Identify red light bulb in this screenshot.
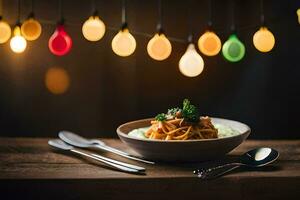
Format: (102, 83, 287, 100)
(48, 25, 72, 56)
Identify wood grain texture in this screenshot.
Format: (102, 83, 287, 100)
(0, 138, 299, 199)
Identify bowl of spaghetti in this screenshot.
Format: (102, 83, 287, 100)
(117, 99, 251, 162)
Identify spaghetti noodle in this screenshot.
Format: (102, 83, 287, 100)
(144, 99, 218, 140)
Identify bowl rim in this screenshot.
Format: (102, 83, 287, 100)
(116, 117, 251, 143)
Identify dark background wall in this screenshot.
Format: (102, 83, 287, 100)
(0, 0, 299, 139)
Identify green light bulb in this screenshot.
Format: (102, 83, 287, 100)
(222, 34, 245, 62)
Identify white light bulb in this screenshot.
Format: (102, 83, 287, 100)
(82, 16, 105, 41)
(10, 26, 27, 53)
(147, 33, 172, 61)
(111, 28, 136, 57)
(179, 43, 204, 77)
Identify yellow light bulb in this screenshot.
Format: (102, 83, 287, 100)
(297, 8, 300, 24)
(21, 18, 42, 41)
(179, 43, 204, 77)
(10, 26, 27, 53)
(253, 27, 275, 53)
(82, 16, 105, 41)
(198, 31, 221, 56)
(147, 33, 172, 61)
(0, 19, 11, 44)
(111, 28, 136, 57)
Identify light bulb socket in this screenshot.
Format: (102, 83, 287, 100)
(121, 22, 128, 31)
(92, 10, 99, 17)
(27, 12, 35, 19)
(57, 18, 65, 26)
(156, 24, 164, 35)
(187, 34, 193, 43)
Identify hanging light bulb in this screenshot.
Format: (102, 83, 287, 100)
(112, 28, 136, 57)
(198, 31, 221, 56)
(179, 43, 204, 77)
(147, 33, 172, 61)
(198, 0, 221, 56)
(0, 18, 11, 44)
(82, 15, 105, 42)
(112, 0, 136, 57)
(10, 24, 27, 53)
(21, 15, 42, 41)
(48, 24, 72, 56)
(222, 34, 245, 62)
(253, 27, 275, 53)
(147, 0, 172, 61)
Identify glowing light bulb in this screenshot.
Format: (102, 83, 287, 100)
(82, 16, 105, 41)
(253, 27, 275, 53)
(10, 25, 27, 53)
(297, 8, 300, 24)
(48, 25, 72, 56)
(0, 19, 11, 44)
(112, 28, 136, 57)
(21, 18, 42, 41)
(147, 33, 172, 61)
(222, 34, 245, 62)
(198, 31, 221, 56)
(45, 67, 70, 95)
(179, 43, 204, 77)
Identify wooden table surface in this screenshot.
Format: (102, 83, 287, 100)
(0, 138, 299, 200)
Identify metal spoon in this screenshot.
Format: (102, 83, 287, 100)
(58, 130, 154, 164)
(48, 139, 145, 174)
(194, 147, 279, 179)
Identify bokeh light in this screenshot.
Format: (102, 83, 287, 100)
(45, 67, 70, 95)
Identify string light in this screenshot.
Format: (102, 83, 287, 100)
(222, 34, 245, 62)
(179, 43, 204, 77)
(112, 0, 136, 57)
(222, 0, 245, 62)
(253, 0, 275, 53)
(0, 18, 11, 44)
(253, 27, 275, 52)
(49, 24, 72, 56)
(21, 0, 42, 41)
(147, 0, 172, 61)
(198, 0, 221, 56)
(198, 31, 221, 56)
(82, 15, 105, 41)
(112, 28, 136, 57)
(10, 0, 27, 53)
(147, 33, 172, 60)
(48, 0, 72, 56)
(10, 25, 27, 53)
(82, 1, 105, 42)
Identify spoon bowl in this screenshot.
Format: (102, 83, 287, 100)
(241, 147, 279, 167)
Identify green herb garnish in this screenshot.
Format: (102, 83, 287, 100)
(155, 113, 167, 121)
(167, 107, 182, 117)
(182, 99, 200, 123)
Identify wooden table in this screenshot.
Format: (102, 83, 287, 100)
(0, 138, 299, 200)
